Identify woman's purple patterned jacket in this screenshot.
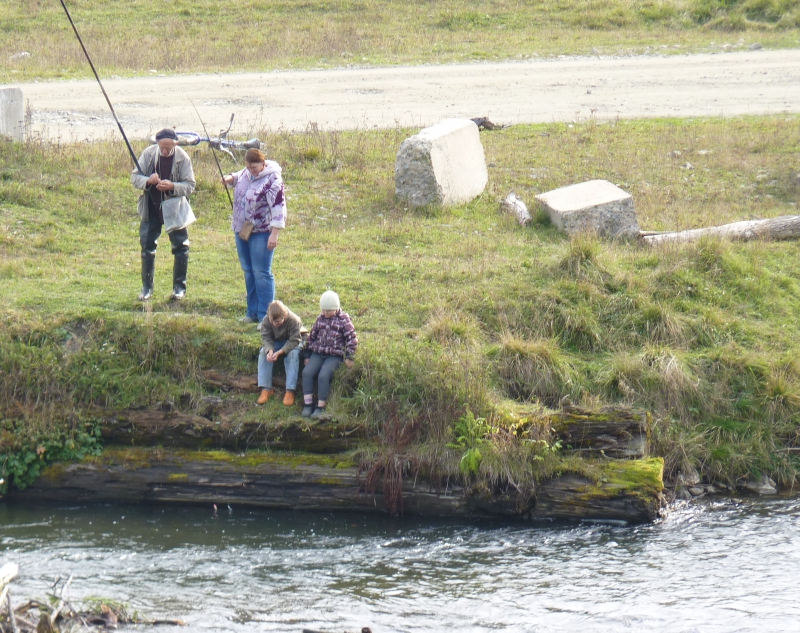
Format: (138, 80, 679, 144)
(230, 160, 287, 234)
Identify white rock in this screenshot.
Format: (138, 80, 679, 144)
(535, 179, 639, 238)
(743, 474, 777, 495)
(9, 51, 30, 61)
(0, 88, 24, 141)
(395, 118, 488, 207)
(500, 193, 531, 225)
(749, 43, 763, 51)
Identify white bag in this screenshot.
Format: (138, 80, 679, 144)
(161, 196, 196, 233)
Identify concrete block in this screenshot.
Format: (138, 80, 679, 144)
(395, 118, 487, 207)
(536, 179, 639, 238)
(0, 88, 24, 141)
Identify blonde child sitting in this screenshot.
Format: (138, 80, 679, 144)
(257, 300, 303, 406)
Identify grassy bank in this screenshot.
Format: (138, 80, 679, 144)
(2, 0, 800, 82)
(1, 114, 800, 496)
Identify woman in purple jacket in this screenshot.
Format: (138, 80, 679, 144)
(223, 148, 287, 323)
(302, 291, 358, 418)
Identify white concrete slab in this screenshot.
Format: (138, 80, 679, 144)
(0, 88, 24, 140)
(537, 179, 639, 238)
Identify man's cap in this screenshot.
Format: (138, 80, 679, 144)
(155, 128, 178, 141)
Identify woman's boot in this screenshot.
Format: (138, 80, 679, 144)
(170, 253, 189, 300)
(138, 252, 155, 301)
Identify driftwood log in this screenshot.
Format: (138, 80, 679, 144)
(640, 214, 800, 245)
(20, 448, 664, 524)
(0, 563, 18, 614)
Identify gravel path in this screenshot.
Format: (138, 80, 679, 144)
(7, 49, 800, 140)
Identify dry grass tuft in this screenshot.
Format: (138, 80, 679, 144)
(425, 310, 484, 348)
(558, 233, 604, 278)
(634, 301, 689, 347)
(495, 335, 576, 406)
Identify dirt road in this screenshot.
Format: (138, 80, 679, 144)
(8, 49, 800, 141)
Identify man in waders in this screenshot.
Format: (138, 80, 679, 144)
(131, 128, 196, 301)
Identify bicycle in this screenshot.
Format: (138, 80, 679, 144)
(149, 114, 261, 161)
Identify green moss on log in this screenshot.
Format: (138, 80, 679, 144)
(599, 458, 664, 495)
(85, 446, 356, 470)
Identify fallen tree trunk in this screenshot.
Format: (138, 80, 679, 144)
(101, 403, 649, 458)
(19, 448, 665, 524)
(640, 214, 800, 245)
(100, 409, 367, 454)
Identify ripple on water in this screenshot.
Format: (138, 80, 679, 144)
(1, 498, 799, 632)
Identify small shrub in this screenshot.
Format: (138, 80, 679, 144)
(447, 408, 494, 477)
(0, 418, 102, 494)
(357, 402, 420, 515)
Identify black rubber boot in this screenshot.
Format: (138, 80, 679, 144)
(170, 253, 189, 301)
(138, 252, 155, 301)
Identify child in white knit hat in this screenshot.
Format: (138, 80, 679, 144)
(301, 290, 358, 418)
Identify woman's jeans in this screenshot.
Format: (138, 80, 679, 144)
(303, 353, 343, 402)
(258, 340, 300, 391)
(235, 231, 274, 322)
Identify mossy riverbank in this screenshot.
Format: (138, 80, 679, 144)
(2, 116, 799, 517)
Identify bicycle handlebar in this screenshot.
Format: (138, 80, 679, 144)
(148, 132, 262, 152)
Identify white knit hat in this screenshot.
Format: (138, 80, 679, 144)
(320, 290, 340, 311)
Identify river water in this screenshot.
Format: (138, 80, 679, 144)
(1, 498, 799, 632)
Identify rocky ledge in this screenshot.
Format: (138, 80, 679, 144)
(12, 399, 667, 525)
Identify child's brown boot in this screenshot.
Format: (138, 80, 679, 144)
(257, 389, 273, 405)
(282, 390, 295, 406)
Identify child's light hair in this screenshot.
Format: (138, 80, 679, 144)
(267, 300, 289, 321)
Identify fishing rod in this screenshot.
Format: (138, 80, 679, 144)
(58, 0, 143, 174)
(189, 100, 234, 210)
